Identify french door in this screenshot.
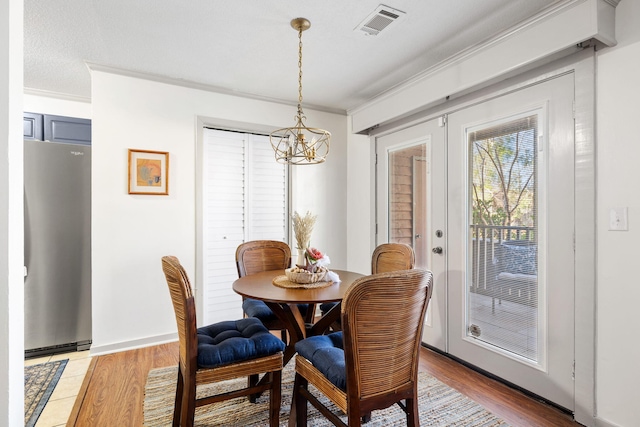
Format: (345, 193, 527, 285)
(376, 119, 447, 351)
(376, 73, 575, 410)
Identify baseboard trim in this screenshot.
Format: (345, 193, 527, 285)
(595, 416, 624, 427)
(89, 332, 178, 357)
(421, 343, 573, 414)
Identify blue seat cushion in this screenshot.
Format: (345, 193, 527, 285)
(242, 299, 310, 323)
(295, 332, 346, 390)
(196, 317, 285, 369)
(319, 301, 338, 314)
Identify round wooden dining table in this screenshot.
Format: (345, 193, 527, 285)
(232, 268, 364, 364)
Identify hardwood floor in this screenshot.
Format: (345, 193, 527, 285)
(68, 343, 178, 426)
(417, 350, 578, 427)
(69, 342, 579, 426)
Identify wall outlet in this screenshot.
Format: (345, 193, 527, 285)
(609, 207, 628, 231)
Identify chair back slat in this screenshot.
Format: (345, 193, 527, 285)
(161, 256, 198, 371)
(341, 269, 433, 400)
(371, 243, 415, 274)
(236, 240, 291, 277)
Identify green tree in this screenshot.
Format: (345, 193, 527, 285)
(471, 123, 536, 232)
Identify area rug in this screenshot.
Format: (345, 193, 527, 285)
(24, 359, 68, 427)
(144, 363, 509, 426)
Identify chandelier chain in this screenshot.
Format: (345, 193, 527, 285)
(298, 27, 303, 106)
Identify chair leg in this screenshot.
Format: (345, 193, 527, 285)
(406, 397, 419, 427)
(269, 370, 282, 427)
(291, 373, 308, 427)
(248, 373, 259, 403)
(347, 409, 362, 426)
(181, 375, 197, 427)
(173, 368, 184, 427)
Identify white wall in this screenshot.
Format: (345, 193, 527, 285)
(0, 0, 24, 424)
(90, 70, 347, 354)
(595, 1, 640, 426)
(346, 121, 374, 275)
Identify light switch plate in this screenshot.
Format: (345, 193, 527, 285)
(609, 207, 628, 231)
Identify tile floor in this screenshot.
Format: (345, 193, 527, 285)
(24, 350, 92, 427)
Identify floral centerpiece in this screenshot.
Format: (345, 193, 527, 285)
(286, 247, 331, 284)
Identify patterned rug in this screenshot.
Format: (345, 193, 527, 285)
(24, 359, 68, 427)
(144, 363, 510, 426)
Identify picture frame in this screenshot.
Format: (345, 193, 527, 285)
(128, 149, 169, 195)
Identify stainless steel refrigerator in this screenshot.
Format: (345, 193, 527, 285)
(24, 140, 91, 357)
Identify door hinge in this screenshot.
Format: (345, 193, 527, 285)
(375, 153, 378, 165)
(572, 360, 575, 380)
(438, 115, 447, 127)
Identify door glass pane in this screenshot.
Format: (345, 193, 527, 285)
(388, 143, 428, 268)
(467, 113, 539, 362)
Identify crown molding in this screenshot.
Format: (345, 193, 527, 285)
(23, 87, 91, 103)
(349, 0, 617, 132)
(85, 62, 346, 116)
(348, 0, 584, 117)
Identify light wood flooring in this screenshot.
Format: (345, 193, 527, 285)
(66, 342, 580, 426)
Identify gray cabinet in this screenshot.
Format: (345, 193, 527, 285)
(24, 113, 92, 144)
(23, 112, 43, 140)
(44, 114, 91, 145)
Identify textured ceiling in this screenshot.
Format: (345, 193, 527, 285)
(24, 0, 564, 112)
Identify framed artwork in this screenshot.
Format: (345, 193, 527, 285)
(128, 149, 169, 195)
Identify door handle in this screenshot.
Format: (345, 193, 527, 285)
(432, 246, 443, 254)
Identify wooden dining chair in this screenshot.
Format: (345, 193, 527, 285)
(371, 242, 416, 273)
(236, 240, 316, 338)
(291, 269, 433, 426)
(161, 256, 284, 427)
(320, 242, 416, 329)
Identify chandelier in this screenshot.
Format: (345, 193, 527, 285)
(270, 18, 330, 165)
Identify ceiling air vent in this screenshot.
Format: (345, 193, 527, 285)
(355, 5, 406, 36)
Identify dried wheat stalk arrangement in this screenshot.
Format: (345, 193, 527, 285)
(291, 211, 316, 249)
